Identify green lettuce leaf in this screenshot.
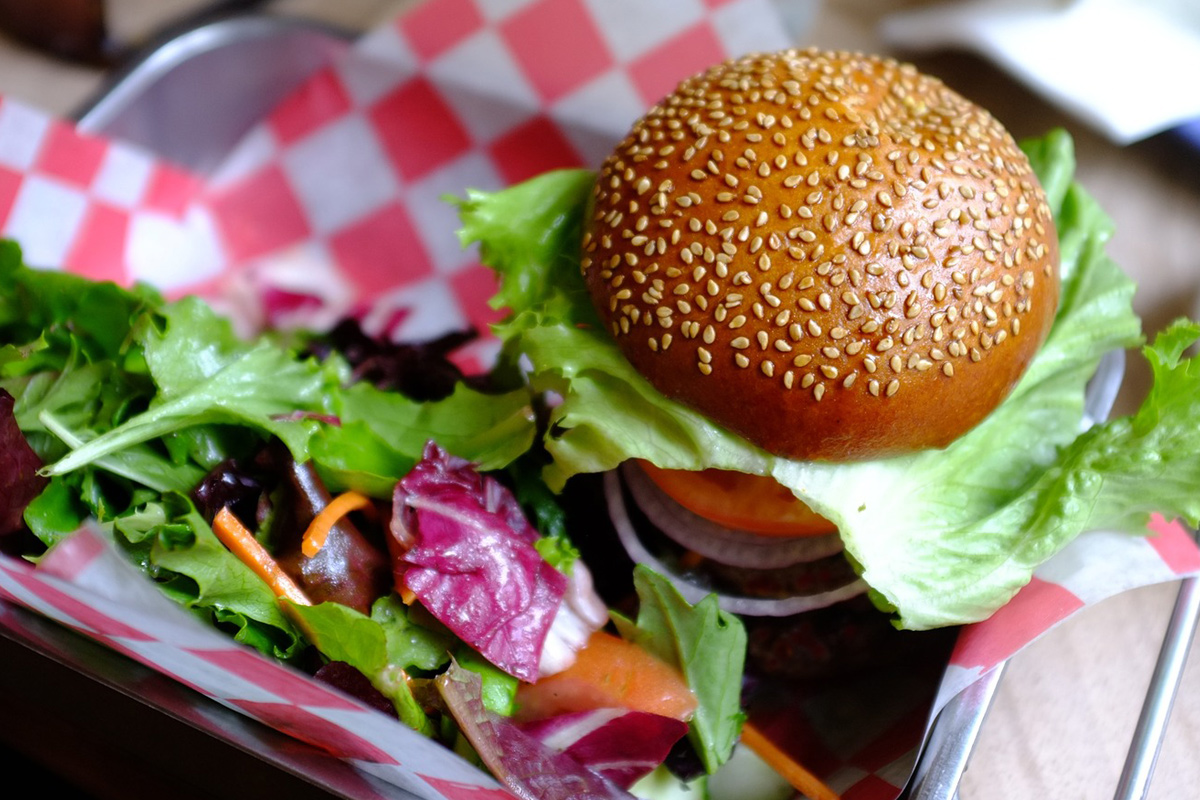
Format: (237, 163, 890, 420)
(120, 493, 303, 660)
(40, 294, 536, 498)
(288, 598, 438, 736)
(613, 566, 746, 774)
(462, 129, 1199, 630)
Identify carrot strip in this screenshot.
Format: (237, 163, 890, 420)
(213, 506, 312, 607)
(301, 490, 373, 558)
(740, 722, 840, 800)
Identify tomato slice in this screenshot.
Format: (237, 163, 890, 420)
(515, 631, 697, 722)
(636, 461, 837, 538)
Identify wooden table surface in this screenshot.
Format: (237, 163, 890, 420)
(2, 1, 1199, 799)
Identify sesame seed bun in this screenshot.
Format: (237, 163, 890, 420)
(581, 49, 1059, 461)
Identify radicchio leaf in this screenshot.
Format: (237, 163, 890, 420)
(390, 442, 567, 682)
(519, 709, 688, 789)
(0, 389, 47, 536)
(313, 660, 396, 716)
(436, 661, 635, 800)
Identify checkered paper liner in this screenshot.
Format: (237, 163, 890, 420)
(1, 1, 1199, 798)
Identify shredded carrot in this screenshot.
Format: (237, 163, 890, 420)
(213, 506, 312, 608)
(399, 585, 417, 605)
(301, 490, 373, 558)
(740, 721, 840, 800)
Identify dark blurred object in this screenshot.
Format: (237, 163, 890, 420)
(0, 0, 108, 64)
(0, 0, 269, 66)
(0, 599, 419, 800)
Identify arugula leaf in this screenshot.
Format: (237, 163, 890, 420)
(42, 322, 339, 477)
(41, 294, 536, 499)
(612, 566, 746, 774)
(288, 598, 437, 736)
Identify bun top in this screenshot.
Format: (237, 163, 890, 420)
(581, 49, 1059, 462)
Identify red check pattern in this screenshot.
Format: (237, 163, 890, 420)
(0, 527, 508, 800)
(190, 0, 790, 344)
(0, 96, 210, 290)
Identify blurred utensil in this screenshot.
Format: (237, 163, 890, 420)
(1114, 561, 1200, 800)
(75, 13, 349, 172)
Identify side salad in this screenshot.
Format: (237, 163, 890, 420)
(0, 241, 748, 799)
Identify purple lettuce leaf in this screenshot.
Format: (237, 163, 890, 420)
(0, 389, 48, 537)
(389, 441, 567, 682)
(519, 709, 688, 789)
(436, 661, 634, 800)
(310, 318, 479, 401)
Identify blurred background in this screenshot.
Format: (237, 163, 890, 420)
(0, 1, 1197, 798)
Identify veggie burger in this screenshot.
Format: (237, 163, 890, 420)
(579, 48, 1059, 599)
(461, 42, 1187, 635)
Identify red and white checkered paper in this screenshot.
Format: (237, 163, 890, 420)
(0, 1, 1198, 799)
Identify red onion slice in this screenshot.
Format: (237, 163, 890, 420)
(620, 463, 844, 568)
(604, 471, 867, 617)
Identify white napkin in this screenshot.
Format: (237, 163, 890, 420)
(880, 0, 1200, 144)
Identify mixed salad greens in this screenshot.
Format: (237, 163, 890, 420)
(3, 128, 1200, 800)
(0, 240, 744, 797)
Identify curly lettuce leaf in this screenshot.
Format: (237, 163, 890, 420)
(114, 493, 303, 660)
(463, 129, 1197, 630)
